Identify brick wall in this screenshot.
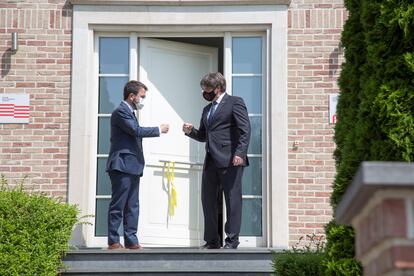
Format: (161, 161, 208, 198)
(287, 0, 346, 245)
(0, 0, 72, 198)
(0, 0, 346, 245)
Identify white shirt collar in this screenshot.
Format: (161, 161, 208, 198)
(215, 92, 226, 104)
(122, 100, 135, 113)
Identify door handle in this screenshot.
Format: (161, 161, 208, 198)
(159, 159, 204, 167)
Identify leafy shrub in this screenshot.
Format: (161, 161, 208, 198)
(327, 0, 414, 274)
(273, 252, 324, 276)
(0, 176, 79, 275)
(322, 221, 361, 276)
(273, 234, 325, 276)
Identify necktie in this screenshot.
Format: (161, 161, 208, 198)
(208, 101, 218, 125)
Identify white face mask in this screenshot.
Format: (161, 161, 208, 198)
(136, 97, 145, 110)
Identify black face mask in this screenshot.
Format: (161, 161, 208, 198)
(202, 88, 216, 102)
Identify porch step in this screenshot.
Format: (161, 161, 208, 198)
(61, 248, 275, 275)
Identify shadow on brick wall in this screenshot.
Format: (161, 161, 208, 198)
(329, 44, 343, 77)
(1, 49, 12, 78)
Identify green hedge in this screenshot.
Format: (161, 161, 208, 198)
(273, 234, 325, 276)
(326, 0, 414, 275)
(0, 176, 79, 275)
(273, 252, 324, 276)
(323, 221, 361, 276)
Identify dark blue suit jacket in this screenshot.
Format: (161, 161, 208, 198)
(187, 94, 251, 168)
(106, 101, 160, 176)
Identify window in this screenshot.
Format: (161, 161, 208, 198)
(95, 37, 129, 236)
(232, 37, 263, 236)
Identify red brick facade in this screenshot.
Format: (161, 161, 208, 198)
(353, 197, 414, 276)
(0, 0, 346, 245)
(0, 1, 72, 197)
(287, 1, 345, 245)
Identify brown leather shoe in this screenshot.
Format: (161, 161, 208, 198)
(107, 243, 124, 250)
(125, 243, 142, 250)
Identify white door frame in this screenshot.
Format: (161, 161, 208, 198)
(69, 3, 288, 249)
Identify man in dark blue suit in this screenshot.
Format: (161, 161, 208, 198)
(183, 72, 251, 249)
(106, 80, 169, 250)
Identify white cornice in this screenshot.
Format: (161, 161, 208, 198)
(69, 0, 291, 5)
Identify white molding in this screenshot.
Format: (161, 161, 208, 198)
(70, 0, 291, 5)
(264, 29, 270, 247)
(84, 32, 100, 247)
(69, 3, 288, 248)
(72, 5, 287, 26)
(129, 32, 138, 80)
(269, 11, 288, 249)
(223, 32, 232, 94)
(68, 24, 97, 246)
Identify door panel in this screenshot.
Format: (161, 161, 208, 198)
(139, 38, 218, 246)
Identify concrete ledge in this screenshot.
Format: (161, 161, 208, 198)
(62, 248, 274, 274)
(69, 0, 291, 5)
(336, 162, 414, 225)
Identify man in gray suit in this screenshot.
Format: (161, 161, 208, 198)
(183, 72, 251, 249)
(106, 80, 169, 250)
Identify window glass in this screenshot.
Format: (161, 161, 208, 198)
(99, 76, 129, 114)
(248, 116, 262, 154)
(95, 199, 123, 236)
(232, 37, 262, 74)
(232, 76, 262, 114)
(240, 198, 262, 236)
(96, 157, 111, 195)
(99, 37, 129, 74)
(233, 36, 263, 238)
(96, 37, 130, 239)
(242, 157, 262, 195)
(98, 117, 110, 155)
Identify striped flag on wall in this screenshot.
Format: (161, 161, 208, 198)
(0, 94, 30, 123)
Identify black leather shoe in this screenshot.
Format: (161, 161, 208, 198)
(200, 242, 221, 249)
(223, 241, 239, 249)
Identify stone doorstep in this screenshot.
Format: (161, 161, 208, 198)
(62, 247, 275, 274)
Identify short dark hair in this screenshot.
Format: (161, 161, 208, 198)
(123, 80, 148, 100)
(200, 72, 226, 92)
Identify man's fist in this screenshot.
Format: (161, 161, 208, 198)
(232, 155, 244, 166)
(160, 124, 169, 134)
(182, 123, 193, 134)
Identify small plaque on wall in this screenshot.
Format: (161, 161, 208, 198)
(329, 94, 338, 124)
(0, 94, 30, 124)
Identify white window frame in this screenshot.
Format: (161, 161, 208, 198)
(224, 32, 267, 247)
(69, 3, 288, 249)
(93, 33, 133, 245)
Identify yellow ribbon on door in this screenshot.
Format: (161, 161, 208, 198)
(166, 161, 177, 217)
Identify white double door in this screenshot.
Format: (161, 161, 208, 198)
(137, 38, 218, 247)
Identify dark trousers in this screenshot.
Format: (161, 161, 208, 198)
(107, 170, 140, 246)
(202, 154, 244, 246)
